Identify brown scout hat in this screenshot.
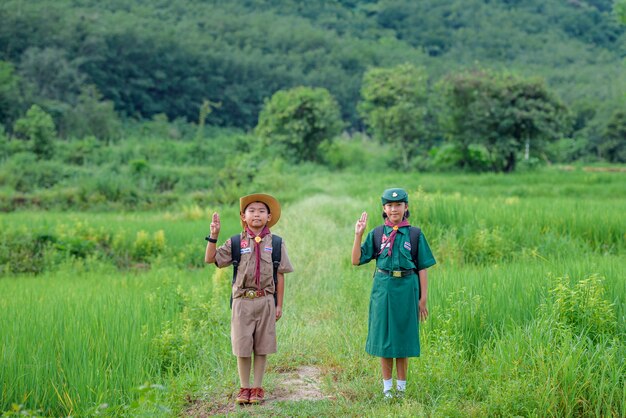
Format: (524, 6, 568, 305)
(239, 193, 281, 228)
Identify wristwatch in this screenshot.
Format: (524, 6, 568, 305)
(205, 236, 218, 243)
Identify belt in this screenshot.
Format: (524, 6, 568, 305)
(239, 289, 270, 299)
(377, 268, 414, 278)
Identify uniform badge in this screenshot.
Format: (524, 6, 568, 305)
(404, 241, 412, 251)
(392, 192, 398, 197)
(240, 247, 252, 254)
(382, 234, 388, 242)
(254, 236, 262, 244)
(241, 239, 249, 248)
(264, 246, 273, 252)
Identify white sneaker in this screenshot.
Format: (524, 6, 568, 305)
(383, 390, 394, 399)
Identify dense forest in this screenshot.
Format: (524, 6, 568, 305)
(0, 0, 625, 193)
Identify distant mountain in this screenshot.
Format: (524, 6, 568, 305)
(0, 0, 624, 129)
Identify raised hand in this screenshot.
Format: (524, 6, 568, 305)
(210, 212, 221, 238)
(355, 211, 368, 235)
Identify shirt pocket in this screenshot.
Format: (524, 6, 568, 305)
(398, 243, 416, 270)
(260, 247, 274, 278)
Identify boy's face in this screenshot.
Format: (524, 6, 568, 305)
(383, 201, 408, 224)
(241, 202, 272, 229)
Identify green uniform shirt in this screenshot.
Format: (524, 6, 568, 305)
(359, 225, 436, 271)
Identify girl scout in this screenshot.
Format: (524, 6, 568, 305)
(205, 193, 294, 405)
(351, 188, 436, 398)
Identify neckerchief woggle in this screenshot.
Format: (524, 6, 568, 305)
(379, 218, 410, 256)
(245, 225, 271, 289)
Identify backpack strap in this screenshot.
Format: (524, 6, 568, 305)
(229, 234, 241, 309)
(409, 226, 421, 272)
(271, 235, 282, 307)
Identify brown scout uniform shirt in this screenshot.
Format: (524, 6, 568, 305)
(214, 231, 294, 299)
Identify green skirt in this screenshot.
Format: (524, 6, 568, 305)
(365, 271, 421, 358)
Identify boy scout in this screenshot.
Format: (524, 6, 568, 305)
(205, 193, 294, 405)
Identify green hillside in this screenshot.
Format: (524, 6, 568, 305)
(1, 0, 624, 129)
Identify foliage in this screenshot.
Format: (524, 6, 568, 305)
(542, 274, 617, 341)
(319, 133, 394, 171)
(600, 109, 626, 162)
(0, 60, 20, 127)
(616, 0, 626, 24)
(438, 70, 570, 172)
(432, 143, 493, 172)
(0, 153, 68, 192)
(1, 170, 624, 416)
(358, 64, 432, 168)
(59, 85, 121, 141)
(17, 47, 85, 105)
(0, 0, 624, 142)
(256, 86, 344, 162)
(12, 104, 56, 159)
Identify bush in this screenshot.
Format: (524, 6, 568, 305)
(12, 104, 57, 159)
(256, 86, 344, 163)
(0, 152, 69, 192)
(543, 275, 617, 341)
(432, 143, 464, 170)
(319, 133, 393, 171)
(60, 85, 121, 141)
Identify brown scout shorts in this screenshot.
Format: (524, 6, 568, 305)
(231, 294, 276, 357)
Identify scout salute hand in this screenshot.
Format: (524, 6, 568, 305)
(204, 212, 221, 264)
(351, 212, 368, 265)
(355, 212, 367, 235)
(210, 212, 221, 239)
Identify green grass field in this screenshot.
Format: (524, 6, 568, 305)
(1, 168, 624, 417)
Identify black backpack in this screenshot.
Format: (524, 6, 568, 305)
(229, 234, 282, 308)
(372, 225, 421, 271)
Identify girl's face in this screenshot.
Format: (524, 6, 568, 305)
(242, 202, 272, 230)
(383, 202, 408, 224)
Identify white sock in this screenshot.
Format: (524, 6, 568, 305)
(383, 378, 393, 392)
(397, 379, 406, 391)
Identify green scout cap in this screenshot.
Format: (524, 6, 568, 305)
(381, 188, 409, 204)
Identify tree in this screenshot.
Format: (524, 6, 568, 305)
(13, 105, 56, 159)
(616, 0, 626, 24)
(0, 61, 21, 127)
(255, 86, 344, 162)
(600, 109, 626, 162)
(438, 70, 570, 172)
(358, 64, 431, 168)
(60, 85, 121, 141)
(18, 47, 85, 104)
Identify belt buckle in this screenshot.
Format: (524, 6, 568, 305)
(392, 271, 402, 278)
(245, 290, 256, 299)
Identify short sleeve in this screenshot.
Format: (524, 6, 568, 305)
(416, 233, 436, 271)
(359, 229, 377, 265)
(278, 240, 294, 274)
(214, 238, 233, 268)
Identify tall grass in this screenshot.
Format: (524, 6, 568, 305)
(1, 169, 624, 416)
(0, 268, 211, 416)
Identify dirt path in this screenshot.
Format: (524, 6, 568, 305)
(184, 366, 327, 416)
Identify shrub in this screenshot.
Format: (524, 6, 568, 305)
(255, 86, 344, 163)
(12, 104, 57, 159)
(0, 152, 69, 192)
(543, 274, 617, 340)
